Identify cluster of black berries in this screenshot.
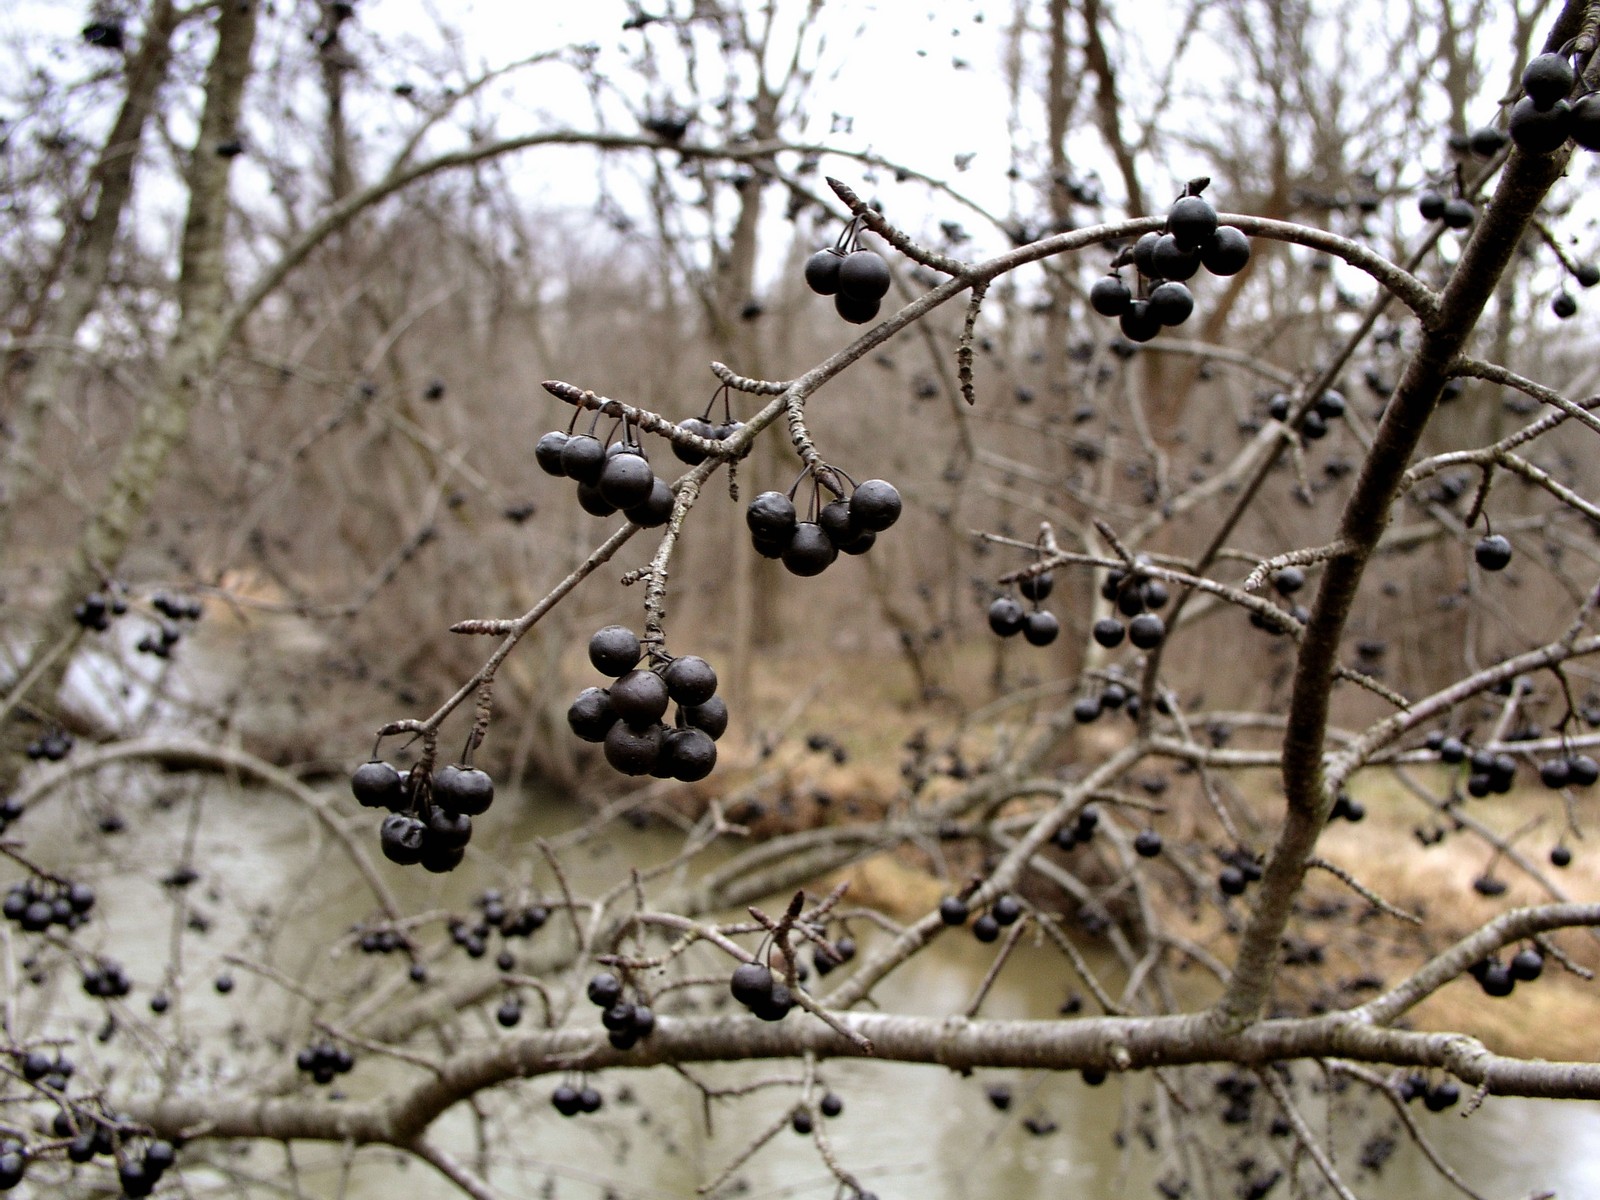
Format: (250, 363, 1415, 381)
(1265, 386, 1347, 443)
(936, 892, 1024, 943)
(448, 891, 547, 969)
(356, 926, 409, 955)
(351, 759, 493, 874)
(811, 934, 856, 978)
(1398, 1073, 1460, 1111)
(24, 730, 72, 762)
(1050, 805, 1100, 852)
(535, 427, 674, 527)
(2, 876, 95, 933)
(72, 587, 127, 631)
(151, 592, 204, 621)
(568, 625, 724, 780)
(584, 971, 657, 1050)
(1537, 753, 1600, 789)
(1216, 849, 1265, 897)
(82, 957, 133, 999)
(728, 960, 795, 1021)
(1249, 566, 1310, 635)
(18, 1047, 73, 1093)
(295, 1040, 355, 1085)
(746, 477, 902, 576)
(1072, 678, 1166, 724)
(790, 1091, 845, 1134)
(1090, 186, 1250, 344)
(1094, 565, 1168, 650)
(550, 1080, 605, 1117)
(804, 225, 893, 325)
(1468, 946, 1544, 998)
(1507, 52, 1600, 155)
(1329, 792, 1366, 822)
(1417, 189, 1477, 229)
(54, 1106, 177, 1197)
(988, 569, 1059, 646)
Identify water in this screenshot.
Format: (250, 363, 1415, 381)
(15, 770, 1600, 1200)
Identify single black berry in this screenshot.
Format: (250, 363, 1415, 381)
(834, 291, 881, 324)
(1418, 190, 1446, 221)
(1508, 95, 1572, 154)
(804, 248, 844, 295)
(610, 669, 670, 728)
(1134, 829, 1163, 857)
(1522, 52, 1576, 109)
(1119, 299, 1160, 343)
(850, 480, 902, 531)
(560, 434, 606, 484)
(1166, 195, 1219, 251)
(683, 695, 729, 740)
(1441, 198, 1475, 229)
(783, 523, 838, 576)
(380, 814, 426, 865)
(598, 451, 656, 510)
(536, 431, 570, 476)
(1092, 617, 1125, 648)
(1128, 613, 1165, 649)
(663, 656, 718, 706)
(1023, 610, 1059, 646)
(1019, 570, 1053, 602)
(658, 727, 717, 782)
(971, 913, 1000, 942)
(747, 491, 798, 542)
(604, 721, 663, 775)
(1474, 534, 1512, 571)
(1090, 274, 1132, 316)
(1201, 225, 1251, 276)
(351, 760, 404, 810)
(838, 249, 892, 300)
(434, 764, 494, 816)
(1148, 281, 1194, 327)
(938, 896, 969, 926)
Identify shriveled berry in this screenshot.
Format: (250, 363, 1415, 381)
(434, 764, 494, 816)
(380, 814, 426, 865)
(535, 431, 570, 476)
(747, 491, 798, 541)
(604, 721, 663, 775)
(567, 687, 617, 742)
